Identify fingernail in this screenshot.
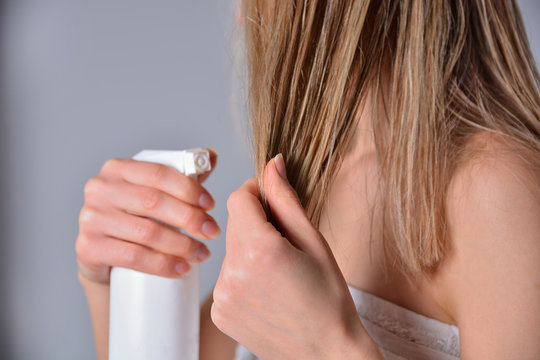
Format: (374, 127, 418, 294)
(202, 220, 220, 238)
(175, 262, 190, 275)
(199, 193, 214, 210)
(196, 247, 210, 261)
(274, 154, 287, 180)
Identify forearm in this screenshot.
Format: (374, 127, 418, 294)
(79, 273, 110, 360)
(200, 292, 238, 360)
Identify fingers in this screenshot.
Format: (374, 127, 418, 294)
(225, 156, 323, 262)
(226, 177, 268, 230)
(80, 207, 210, 262)
(263, 155, 321, 254)
(76, 233, 191, 279)
(100, 157, 216, 210)
(77, 150, 220, 284)
(93, 181, 221, 240)
(225, 177, 292, 261)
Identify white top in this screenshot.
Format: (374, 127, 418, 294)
(234, 285, 460, 360)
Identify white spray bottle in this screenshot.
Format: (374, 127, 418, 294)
(108, 148, 211, 360)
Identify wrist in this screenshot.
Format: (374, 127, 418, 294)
(332, 317, 382, 360)
(78, 270, 110, 290)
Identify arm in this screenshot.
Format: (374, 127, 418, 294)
(78, 274, 110, 360)
(78, 279, 238, 360)
(75, 150, 220, 359)
(211, 155, 383, 359)
(200, 292, 238, 360)
(443, 141, 540, 359)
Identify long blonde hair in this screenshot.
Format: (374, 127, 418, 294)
(242, 0, 540, 274)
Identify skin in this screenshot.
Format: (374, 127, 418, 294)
(76, 78, 540, 360)
(211, 133, 540, 359)
(76, 150, 224, 359)
(211, 155, 382, 359)
(77, 107, 540, 359)
(441, 135, 540, 359)
(76, 112, 540, 360)
(318, 90, 457, 325)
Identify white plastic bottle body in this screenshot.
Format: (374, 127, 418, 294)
(109, 266, 200, 360)
(108, 149, 211, 360)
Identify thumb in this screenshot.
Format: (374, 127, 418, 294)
(264, 154, 321, 253)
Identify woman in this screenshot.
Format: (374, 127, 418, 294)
(76, 0, 540, 359)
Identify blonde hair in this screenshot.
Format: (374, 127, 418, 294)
(242, 0, 540, 274)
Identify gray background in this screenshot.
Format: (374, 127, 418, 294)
(0, 1, 539, 359)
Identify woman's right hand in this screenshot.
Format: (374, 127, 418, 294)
(75, 149, 219, 285)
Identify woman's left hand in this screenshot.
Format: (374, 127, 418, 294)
(211, 155, 382, 359)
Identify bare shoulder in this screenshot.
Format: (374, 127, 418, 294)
(447, 133, 540, 232)
(438, 132, 540, 359)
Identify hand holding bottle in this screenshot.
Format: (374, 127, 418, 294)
(75, 148, 219, 285)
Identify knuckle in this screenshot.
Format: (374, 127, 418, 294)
(135, 220, 159, 244)
(175, 178, 191, 201)
(180, 206, 199, 226)
(221, 270, 243, 296)
(210, 302, 226, 332)
(122, 246, 141, 266)
(177, 236, 196, 257)
(148, 163, 168, 186)
(154, 254, 170, 275)
(83, 177, 104, 199)
(213, 281, 231, 306)
(75, 234, 94, 263)
(226, 191, 243, 213)
(246, 233, 283, 268)
(246, 244, 267, 265)
(78, 207, 97, 227)
(140, 188, 161, 210)
(101, 158, 121, 174)
(74, 234, 88, 258)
